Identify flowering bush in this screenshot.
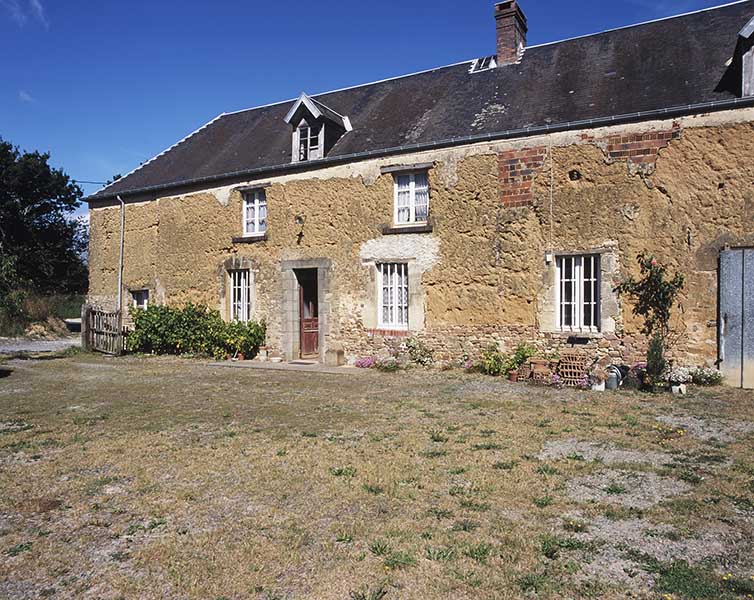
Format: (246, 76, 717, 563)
(666, 366, 693, 385)
(405, 337, 434, 367)
(355, 356, 377, 369)
(691, 367, 723, 386)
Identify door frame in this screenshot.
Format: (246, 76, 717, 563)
(280, 258, 331, 362)
(296, 268, 319, 358)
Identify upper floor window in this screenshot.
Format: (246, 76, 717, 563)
(131, 289, 149, 310)
(556, 254, 600, 332)
(297, 121, 322, 161)
(243, 189, 267, 236)
(394, 171, 429, 225)
(378, 263, 409, 330)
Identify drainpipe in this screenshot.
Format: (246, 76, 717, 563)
(116, 195, 125, 313)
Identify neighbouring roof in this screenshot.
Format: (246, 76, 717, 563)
(90, 0, 754, 201)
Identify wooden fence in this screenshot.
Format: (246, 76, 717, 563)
(81, 306, 124, 355)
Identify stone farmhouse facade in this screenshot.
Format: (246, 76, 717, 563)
(87, 1, 754, 381)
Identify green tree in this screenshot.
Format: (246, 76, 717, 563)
(614, 254, 685, 339)
(0, 138, 88, 294)
(615, 254, 685, 387)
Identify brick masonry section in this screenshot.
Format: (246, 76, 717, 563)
(602, 123, 682, 165)
(498, 146, 547, 207)
(498, 124, 682, 207)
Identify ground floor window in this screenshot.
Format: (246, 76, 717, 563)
(229, 269, 251, 322)
(378, 263, 409, 329)
(556, 254, 600, 332)
(131, 289, 149, 310)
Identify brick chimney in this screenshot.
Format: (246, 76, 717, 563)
(495, 1, 527, 65)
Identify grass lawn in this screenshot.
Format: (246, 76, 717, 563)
(1, 353, 753, 599)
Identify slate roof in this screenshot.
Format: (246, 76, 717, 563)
(90, 0, 754, 201)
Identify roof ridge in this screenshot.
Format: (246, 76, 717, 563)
(93, 112, 227, 197)
(212, 1, 752, 120)
(527, 0, 751, 51)
(222, 58, 476, 118)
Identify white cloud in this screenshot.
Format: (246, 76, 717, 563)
(0, 0, 48, 28)
(28, 0, 47, 28)
(18, 89, 36, 103)
(0, 0, 26, 25)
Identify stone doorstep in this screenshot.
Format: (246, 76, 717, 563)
(207, 360, 364, 376)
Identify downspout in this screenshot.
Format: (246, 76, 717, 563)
(116, 195, 125, 313)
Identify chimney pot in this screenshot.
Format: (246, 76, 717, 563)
(495, 1, 527, 66)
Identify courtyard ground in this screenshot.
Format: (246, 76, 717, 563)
(1, 353, 753, 600)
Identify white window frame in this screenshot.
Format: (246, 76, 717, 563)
(229, 269, 252, 323)
(242, 189, 267, 237)
(377, 263, 409, 330)
(555, 254, 601, 333)
(294, 119, 323, 162)
(393, 171, 429, 226)
(131, 289, 149, 310)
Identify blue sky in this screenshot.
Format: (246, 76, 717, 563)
(0, 0, 732, 217)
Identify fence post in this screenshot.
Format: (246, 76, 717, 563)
(80, 304, 90, 351)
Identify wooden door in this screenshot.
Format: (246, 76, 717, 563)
(298, 270, 319, 357)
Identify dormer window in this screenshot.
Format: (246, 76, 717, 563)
(297, 121, 322, 161)
(284, 93, 352, 163)
(470, 56, 497, 73)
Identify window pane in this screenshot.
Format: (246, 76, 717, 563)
(414, 172, 429, 191)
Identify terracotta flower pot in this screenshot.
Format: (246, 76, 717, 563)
(508, 370, 519, 382)
(237, 353, 245, 361)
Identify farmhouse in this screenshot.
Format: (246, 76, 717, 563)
(87, 1, 754, 386)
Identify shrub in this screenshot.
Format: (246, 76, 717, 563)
(691, 367, 723, 386)
(375, 357, 401, 372)
(480, 344, 507, 376)
(405, 337, 433, 367)
(480, 343, 535, 377)
(126, 303, 265, 360)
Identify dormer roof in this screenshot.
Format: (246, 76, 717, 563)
(284, 93, 352, 132)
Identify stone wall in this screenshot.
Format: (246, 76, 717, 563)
(88, 109, 754, 368)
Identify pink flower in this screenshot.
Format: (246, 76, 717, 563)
(650, 259, 658, 266)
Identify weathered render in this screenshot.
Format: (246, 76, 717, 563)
(87, 1, 754, 378)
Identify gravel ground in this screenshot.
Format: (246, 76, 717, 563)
(0, 337, 80, 354)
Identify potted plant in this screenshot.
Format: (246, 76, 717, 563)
(667, 366, 692, 395)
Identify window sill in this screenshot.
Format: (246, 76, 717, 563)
(367, 328, 410, 338)
(380, 223, 433, 235)
(546, 330, 603, 340)
(232, 233, 268, 244)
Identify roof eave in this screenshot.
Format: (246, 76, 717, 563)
(87, 95, 754, 204)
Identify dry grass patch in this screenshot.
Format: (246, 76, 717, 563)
(0, 354, 752, 599)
